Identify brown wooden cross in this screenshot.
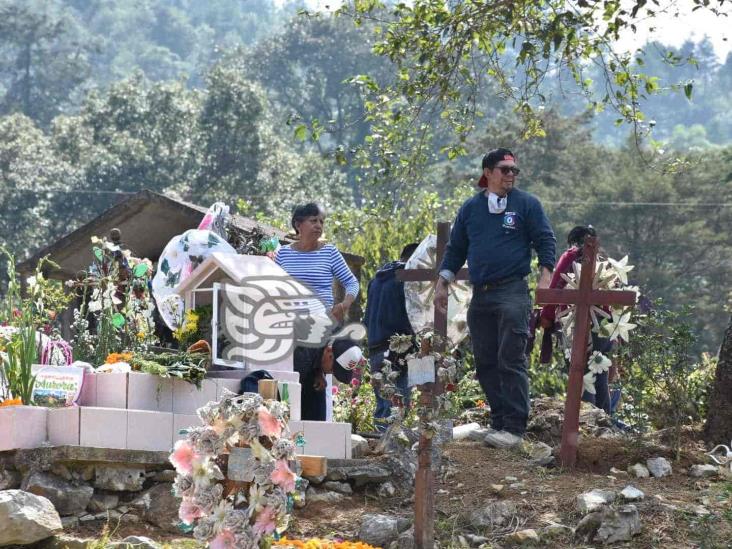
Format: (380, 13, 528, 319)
(396, 221, 469, 549)
(535, 236, 636, 468)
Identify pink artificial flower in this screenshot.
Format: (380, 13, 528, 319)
(350, 378, 361, 388)
(253, 506, 277, 536)
(169, 440, 197, 475)
(257, 406, 282, 438)
(210, 529, 237, 549)
(270, 459, 297, 492)
(178, 498, 205, 525)
(331, 386, 339, 395)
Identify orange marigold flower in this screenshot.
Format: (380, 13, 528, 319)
(105, 352, 133, 364)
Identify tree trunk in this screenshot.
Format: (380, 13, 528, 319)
(704, 314, 732, 446)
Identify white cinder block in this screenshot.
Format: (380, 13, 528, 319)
(301, 420, 351, 459)
(215, 378, 242, 400)
(80, 407, 127, 449)
(95, 373, 128, 408)
(172, 378, 218, 415)
(278, 381, 301, 421)
(78, 371, 97, 406)
(127, 373, 173, 412)
(127, 410, 174, 452)
(48, 406, 80, 446)
(0, 406, 48, 451)
(265, 353, 294, 372)
(267, 369, 299, 383)
(173, 414, 202, 443)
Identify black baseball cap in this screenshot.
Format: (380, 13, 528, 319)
(481, 148, 516, 169)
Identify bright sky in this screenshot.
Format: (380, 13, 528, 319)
(296, 0, 731, 62)
(615, 1, 731, 61)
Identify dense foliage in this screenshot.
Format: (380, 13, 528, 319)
(1, 0, 731, 360)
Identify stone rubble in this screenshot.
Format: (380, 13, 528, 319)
(0, 490, 63, 546)
(646, 457, 672, 478)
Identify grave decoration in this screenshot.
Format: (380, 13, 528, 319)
(551, 254, 638, 397)
(170, 390, 301, 548)
(1, 249, 71, 405)
(67, 235, 157, 366)
(273, 538, 378, 549)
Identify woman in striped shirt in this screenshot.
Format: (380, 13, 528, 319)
(275, 202, 360, 420)
(275, 203, 359, 320)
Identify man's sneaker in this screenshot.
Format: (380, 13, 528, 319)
(484, 430, 524, 449)
(467, 426, 501, 442)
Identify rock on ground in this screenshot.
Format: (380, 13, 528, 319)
(576, 489, 616, 515)
(468, 501, 517, 529)
(22, 472, 94, 516)
(0, 490, 63, 546)
(0, 469, 22, 490)
(359, 514, 400, 547)
(689, 464, 718, 478)
(87, 493, 120, 513)
(131, 483, 181, 533)
(306, 487, 347, 504)
(95, 466, 147, 491)
(115, 535, 162, 548)
(322, 481, 353, 495)
(351, 434, 369, 458)
(505, 529, 540, 546)
(620, 485, 645, 502)
(628, 463, 650, 478)
(646, 457, 672, 478)
(576, 504, 641, 544)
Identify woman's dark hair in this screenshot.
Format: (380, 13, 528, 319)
(567, 225, 597, 247)
(291, 202, 324, 234)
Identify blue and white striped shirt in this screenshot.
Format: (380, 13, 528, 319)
(275, 244, 359, 309)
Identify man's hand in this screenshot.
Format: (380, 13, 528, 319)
(434, 278, 449, 315)
(537, 266, 552, 290)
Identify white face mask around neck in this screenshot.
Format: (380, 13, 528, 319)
(487, 192, 507, 214)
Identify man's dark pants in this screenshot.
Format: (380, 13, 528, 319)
(467, 278, 531, 436)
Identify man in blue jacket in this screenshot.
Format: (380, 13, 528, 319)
(364, 243, 419, 431)
(435, 148, 556, 448)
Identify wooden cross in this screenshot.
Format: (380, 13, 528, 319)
(535, 236, 636, 468)
(396, 221, 469, 549)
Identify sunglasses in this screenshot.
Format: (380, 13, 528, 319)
(494, 166, 520, 175)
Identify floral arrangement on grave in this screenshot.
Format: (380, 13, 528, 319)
(170, 391, 302, 548)
(554, 255, 639, 396)
(372, 331, 465, 438)
(67, 235, 157, 365)
(273, 538, 379, 549)
(1, 248, 72, 405)
(173, 306, 214, 350)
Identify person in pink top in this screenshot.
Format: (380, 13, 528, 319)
(540, 226, 614, 413)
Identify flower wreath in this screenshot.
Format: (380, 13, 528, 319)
(170, 390, 302, 548)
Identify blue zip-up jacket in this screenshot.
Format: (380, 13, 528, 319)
(440, 189, 556, 284)
(363, 261, 414, 350)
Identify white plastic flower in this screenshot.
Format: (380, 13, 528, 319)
(600, 309, 637, 342)
(607, 255, 634, 285)
(588, 351, 612, 374)
(583, 372, 597, 395)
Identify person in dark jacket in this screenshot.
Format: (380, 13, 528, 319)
(294, 338, 364, 421)
(363, 243, 419, 430)
(435, 148, 556, 448)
